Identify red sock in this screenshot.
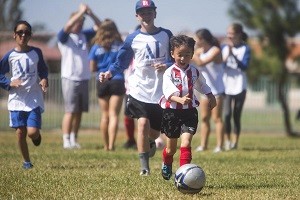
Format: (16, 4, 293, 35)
(162, 147, 173, 165)
(124, 116, 135, 141)
(180, 147, 191, 166)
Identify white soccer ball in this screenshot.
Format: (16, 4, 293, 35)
(174, 163, 206, 194)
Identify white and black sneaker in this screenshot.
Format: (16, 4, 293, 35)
(140, 169, 150, 176)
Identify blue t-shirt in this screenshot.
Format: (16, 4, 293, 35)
(88, 41, 124, 80)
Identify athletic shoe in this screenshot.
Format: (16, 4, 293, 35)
(161, 163, 172, 180)
(63, 140, 72, 149)
(230, 143, 238, 150)
(224, 140, 231, 151)
(32, 134, 41, 146)
(123, 140, 137, 149)
(149, 140, 156, 157)
(23, 162, 33, 169)
(71, 142, 81, 149)
(140, 169, 150, 176)
(195, 146, 205, 152)
(213, 146, 222, 153)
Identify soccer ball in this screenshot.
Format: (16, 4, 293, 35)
(174, 163, 206, 194)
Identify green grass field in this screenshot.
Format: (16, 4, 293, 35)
(0, 129, 299, 200)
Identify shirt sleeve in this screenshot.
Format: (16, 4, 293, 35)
(0, 52, 12, 90)
(35, 48, 48, 80)
(194, 70, 211, 95)
(109, 36, 134, 77)
(237, 45, 251, 70)
(57, 29, 69, 44)
(88, 45, 98, 61)
(82, 28, 96, 42)
(162, 68, 180, 100)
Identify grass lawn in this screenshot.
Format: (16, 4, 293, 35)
(0, 129, 299, 199)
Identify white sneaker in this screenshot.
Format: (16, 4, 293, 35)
(140, 169, 150, 176)
(224, 140, 231, 151)
(195, 146, 205, 152)
(63, 140, 72, 149)
(213, 146, 222, 153)
(71, 142, 81, 149)
(230, 143, 238, 150)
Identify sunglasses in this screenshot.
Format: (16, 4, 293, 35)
(15, 30, 32, 37)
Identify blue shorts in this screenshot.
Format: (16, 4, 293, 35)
(9, 107, 42, 129)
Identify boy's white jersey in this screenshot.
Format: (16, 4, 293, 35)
(109, 28, 173, 104)
(159, 64, 211, 109)
(0, 47, 48, 111)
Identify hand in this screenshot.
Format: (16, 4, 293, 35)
(206, 93, 216, 110)
(152, 63, 167, 72)
(78, 3, 88, 14)
(85, 6, 93, 15)
(10, 79, 22, 88)
(39, 78, 48, 92)
(179, 94, 192, 105)
(99, 71, 112, 83)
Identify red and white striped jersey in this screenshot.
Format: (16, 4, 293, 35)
(159, 64, 211, 109)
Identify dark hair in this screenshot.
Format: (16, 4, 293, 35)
(231, 23, 248, 42)
(14, 20, 32, 33)
(170, 35, 195, 53)
(195, 28, 220, 47)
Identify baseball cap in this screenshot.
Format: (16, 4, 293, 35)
(135, 0, 157, 12)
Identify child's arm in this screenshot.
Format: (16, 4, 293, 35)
(169, 94, 191, 105)
(206, 92, 216, 110)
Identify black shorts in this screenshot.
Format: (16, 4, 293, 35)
(161, 108, 198, 138)
(97, 79, 125, 98)
(125, 95, 163, 131)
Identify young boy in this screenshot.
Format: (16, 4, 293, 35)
(159, 35, 216, 180)
(0, 21, 48, 169)
(99, 0, 173, 176)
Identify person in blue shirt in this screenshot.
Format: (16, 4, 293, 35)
(100, 0, 173, 176)
(0, 21, 48, 169)
(89, 19, 125, 151)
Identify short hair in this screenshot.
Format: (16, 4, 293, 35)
(14, 20, 32, 33)
(170, 35, 195, 52)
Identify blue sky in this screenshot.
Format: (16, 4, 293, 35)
(21, 0, 233, 36)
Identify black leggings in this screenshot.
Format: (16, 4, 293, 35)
(223, 90, 247, 135)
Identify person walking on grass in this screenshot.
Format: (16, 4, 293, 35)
(99, 0, 173, 176)
(160, 35, 216, 180)
(89, 19, 125, 151)
(222, 23, 251, 150)
(192, 28, 225, 153)
(57, 3, 101, 149)
(0, 21, 48, 169)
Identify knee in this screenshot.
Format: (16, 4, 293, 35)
(165, 147, 176, 155)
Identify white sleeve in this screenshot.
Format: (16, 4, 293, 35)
(162, 69, 180, 100)
(194, 71, 211, 95)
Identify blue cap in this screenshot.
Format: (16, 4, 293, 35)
(135, 0, 156, 12)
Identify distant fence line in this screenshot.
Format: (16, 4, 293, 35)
(0, 74, 300, 132)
